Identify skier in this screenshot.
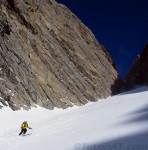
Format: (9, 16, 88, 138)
(19, 121, 32, 136)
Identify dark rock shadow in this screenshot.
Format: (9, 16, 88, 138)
(111, 76, 125, 95)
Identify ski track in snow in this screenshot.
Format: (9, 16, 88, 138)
(0, 86, 148, 150)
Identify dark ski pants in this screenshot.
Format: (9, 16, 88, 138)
(19, 128, 27, 135)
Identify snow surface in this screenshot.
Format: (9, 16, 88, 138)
(0, 87, 148, 150)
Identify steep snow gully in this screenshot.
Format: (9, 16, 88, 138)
(0, 86, 148, 150)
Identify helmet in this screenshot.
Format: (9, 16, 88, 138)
(23, 121, 27, 124)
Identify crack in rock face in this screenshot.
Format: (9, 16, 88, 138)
(0, 0, 122, 110)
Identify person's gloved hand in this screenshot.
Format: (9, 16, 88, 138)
(29, 127, 32, 129)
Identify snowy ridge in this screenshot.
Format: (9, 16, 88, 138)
(0, 86, 148, 150)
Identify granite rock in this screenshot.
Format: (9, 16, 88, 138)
(0, 0, 120, 110)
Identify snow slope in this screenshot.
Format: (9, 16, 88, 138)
(0, 87, 148, 150)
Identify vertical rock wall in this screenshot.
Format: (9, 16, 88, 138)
(0, 0, 120, 110)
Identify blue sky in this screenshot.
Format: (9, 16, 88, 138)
(56, 0, 148, 78)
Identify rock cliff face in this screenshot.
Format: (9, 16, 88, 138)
(125, 43, 148, 88)
(0, 0, 120, 110)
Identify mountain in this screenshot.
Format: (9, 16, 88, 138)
(0, 0, 121, 110)
(125, 43, 148, 88)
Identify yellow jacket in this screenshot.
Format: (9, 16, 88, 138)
(21, 123, 29, 129)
